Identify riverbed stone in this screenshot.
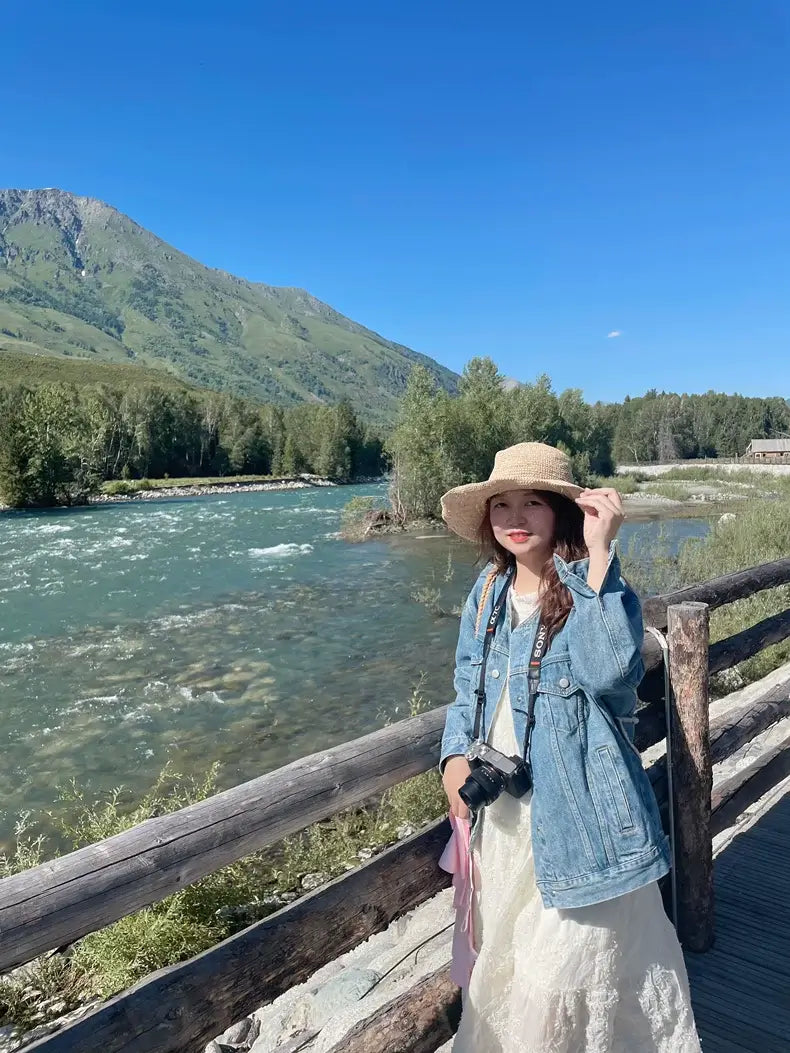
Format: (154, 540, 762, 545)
(210, 1015, 257, 1048)
(300, 872, 329, 892)
(0, 1026, 21, 1053)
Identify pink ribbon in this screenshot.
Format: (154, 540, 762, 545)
(439, 811, 477, 989)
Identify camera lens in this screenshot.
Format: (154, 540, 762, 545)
(459, 764, 506, 811)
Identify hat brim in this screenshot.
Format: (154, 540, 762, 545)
(440, 477, 584, 542)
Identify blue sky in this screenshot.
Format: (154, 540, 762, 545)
(4, 1, 789, 402)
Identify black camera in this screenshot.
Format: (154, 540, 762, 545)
(458, 741, 533, 812)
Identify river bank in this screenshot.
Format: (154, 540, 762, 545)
(93, 475, 339, 504)
(355, 492, 744, 541)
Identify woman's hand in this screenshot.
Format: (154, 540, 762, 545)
(442, 755, 472, 819)
(574, 487, 625, 553)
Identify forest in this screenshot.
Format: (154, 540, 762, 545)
(1, 355, 787, 509)
(0, 382, 384, 508)
(385, 358, 790, 518)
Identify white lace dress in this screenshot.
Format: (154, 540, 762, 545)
(453, 590, 702, 1053)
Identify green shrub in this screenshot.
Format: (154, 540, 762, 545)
(103, 480, 134, 496)
(677, 498, 790, 688)
(623, 497, 790, 690)
(587, 474, 640, 494)
(0, 953, 95, 1035)
(641, 481, 696, 501)
(657, 466, 719, 481)
(340, 496, 377, 541)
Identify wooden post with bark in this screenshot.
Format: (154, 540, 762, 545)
(667, 601, 715, 952)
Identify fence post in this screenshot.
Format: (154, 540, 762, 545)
(666, 601, 715, 952)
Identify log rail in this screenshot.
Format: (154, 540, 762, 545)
(4, 558, 789, 1053)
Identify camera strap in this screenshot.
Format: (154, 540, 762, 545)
(471, 566, 549, 761)
(524, 620, 548, 761)
(471, 566, 514, 741)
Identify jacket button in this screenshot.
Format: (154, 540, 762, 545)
(559, 677, 570, 688)
(491, 669, 500, 679)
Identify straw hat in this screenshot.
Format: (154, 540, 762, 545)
(440, 442, 583, 541)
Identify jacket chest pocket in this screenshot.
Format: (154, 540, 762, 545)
(536, 654, 584, 730)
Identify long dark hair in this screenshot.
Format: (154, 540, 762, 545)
(476, 489, 587, 642)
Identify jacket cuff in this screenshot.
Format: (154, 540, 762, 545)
(553, 540, 620, 598)
(440, 740, 471, 772)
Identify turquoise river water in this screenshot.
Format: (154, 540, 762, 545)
(0, 484, 711, 847)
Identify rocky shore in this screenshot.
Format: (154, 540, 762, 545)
(93, 475, 339, 504)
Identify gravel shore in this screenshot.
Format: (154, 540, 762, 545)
(92, 475, 339, 504)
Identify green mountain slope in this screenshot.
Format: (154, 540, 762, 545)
(0, 188, 457, 420)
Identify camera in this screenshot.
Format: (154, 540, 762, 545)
(458, 741, 532, 812)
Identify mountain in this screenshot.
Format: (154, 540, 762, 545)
(0, 189, 457, 421)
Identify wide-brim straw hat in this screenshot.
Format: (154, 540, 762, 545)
(441, 442, 583, 542)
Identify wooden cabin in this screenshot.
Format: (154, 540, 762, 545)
(744, 438, 790, 460)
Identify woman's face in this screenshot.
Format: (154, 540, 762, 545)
(489, 489, 556, 560)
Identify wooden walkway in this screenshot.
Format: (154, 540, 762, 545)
(686, 784, 790, 1052)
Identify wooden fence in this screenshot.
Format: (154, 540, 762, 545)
(617, 456, 790, 467)
(3, 558, 790, 1052)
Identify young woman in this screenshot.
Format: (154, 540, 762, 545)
(440, 442, 701, 1052)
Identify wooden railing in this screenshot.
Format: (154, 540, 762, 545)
(4, 559, 790, 1052)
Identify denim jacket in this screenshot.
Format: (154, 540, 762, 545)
(441, 541, 670, 909)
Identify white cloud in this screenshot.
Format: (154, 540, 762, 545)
(607, 330, 622, 339)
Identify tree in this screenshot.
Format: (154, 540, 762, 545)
(281, 433, 306, 475)
(0, 384, 98, 507)
(508, 374, 562, 446)
(447, 357, 510, 483)
(387, 366, 458, 518)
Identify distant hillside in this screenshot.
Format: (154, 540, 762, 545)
(0, 189, 457, 421)
(0, 348, 206, 394)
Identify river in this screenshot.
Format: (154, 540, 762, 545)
(0, 484, 711, 847)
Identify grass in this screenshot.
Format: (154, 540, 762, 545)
(639, 481, 698, 501)
(587, 473, 641, 494)
(657, 466, 790, 490)
(655, 466, 726, 481)
(630, 467, 788, 505)
(677, 495, 790, 689)
(623, 492, 790, 692)
(0, 348, 200, 393)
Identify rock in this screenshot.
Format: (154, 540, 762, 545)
(305, 967, 380, 1028)
(244, 890, 455, 1051)
(714, 667, 746, 692)
(9, 999, 101, 1050)
(249, 969, 379, 1052)
(300, 872, 330, 892)
(204, 1013, 259, 1051)
(217, 1017, 254, 1045)
(0, 1025, 21, 1053)
(214, 894, 292, 927)
(718, 512, 737, 525)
